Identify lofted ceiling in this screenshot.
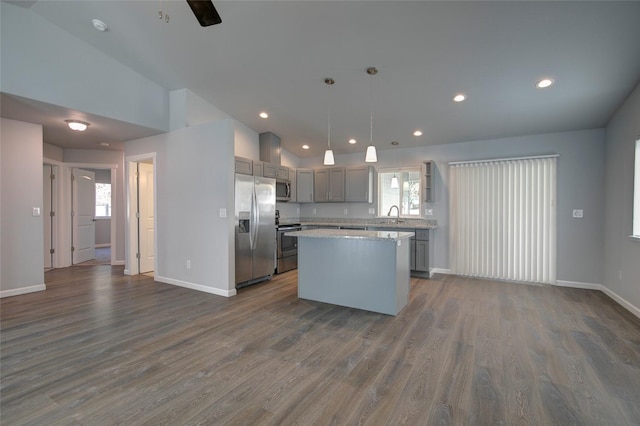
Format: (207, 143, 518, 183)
(2, 1, 640, 158)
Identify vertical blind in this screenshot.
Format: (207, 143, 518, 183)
(449, 156, 557, 284)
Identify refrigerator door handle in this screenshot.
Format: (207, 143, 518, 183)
(251, 187, 258, 249)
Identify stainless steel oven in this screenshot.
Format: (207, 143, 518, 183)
(276, 224, 301, 273)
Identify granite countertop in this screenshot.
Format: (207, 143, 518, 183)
(280, 217, 437, 230)
(286, 228, 415, 242)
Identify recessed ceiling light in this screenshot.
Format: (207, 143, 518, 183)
(413, 130, 423, 137)
(391, 141, 399, 146)
(302, 145, 309, 150)
(92, 19, 108, 32)
(453, 94, 466, 102)
(348, 139, 357, 144)
(259, 112, 269, 119)
(99, 142, 110, 147)
(65, 120, 89, 131)
(536, 78, 554, 89)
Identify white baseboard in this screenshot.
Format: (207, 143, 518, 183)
(555, 280, 640, 319)
(155, 275, 237, 298)
(95, 243, 111, 248)
(430, 268, 452, 275)
(600, 286, 640, 319)
(0, 284, 46, 298)
(555, 280, 602, 290)
(111, 260, 125, 266)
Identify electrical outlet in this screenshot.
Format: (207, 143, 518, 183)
(343, 208, 348, 216)
(313, 208, 317, 215)
(368, 208, 375, 215)
(572, 209, 583, 218)
(425, 209, 433, 216)
(186, 260, 191, 270)
(219, 208, 226, 218)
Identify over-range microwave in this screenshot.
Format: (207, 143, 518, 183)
(276, 179, 291, 202)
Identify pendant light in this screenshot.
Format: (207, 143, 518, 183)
(390, 141, 399, 188)
(365, 67, 378, 163)
(323, 78, 335, 166)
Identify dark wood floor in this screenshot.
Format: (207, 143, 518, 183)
(1, 266, 639, 425)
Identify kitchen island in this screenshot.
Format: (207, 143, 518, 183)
(285, 229, 414, 315)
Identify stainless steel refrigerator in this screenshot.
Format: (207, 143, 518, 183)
(235, 174, 276, 288)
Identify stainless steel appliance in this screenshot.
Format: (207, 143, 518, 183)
(235, 174, 276, 288)
(275, 179, 291, 202)
(276, 223, 301, 273)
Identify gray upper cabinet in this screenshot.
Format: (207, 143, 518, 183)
(263, 163, 277, 178)
(314, 167, 345, 202)
(289, 169, 297, 202)
(424, 160, 435, 202)
(234, 156, 253, 175)
(345, 166, 374, 203)
(296, 169, 314, 203)
(276, 166, 289, 180)
(252, 161, 264, 177)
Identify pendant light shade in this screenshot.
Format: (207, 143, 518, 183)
(324, 149, 335, 166)
(365, 67, 378, 163)
(324, 77, 335, 166)
(390, 174, 399, 188)
(365, 145, 378, 163)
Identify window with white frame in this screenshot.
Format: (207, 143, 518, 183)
(95, 183, 112, 218)
(378, 167, 422, 218)
(633, 138, 640, 238)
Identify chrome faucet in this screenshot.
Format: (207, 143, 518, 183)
(387, 205, 400, 224)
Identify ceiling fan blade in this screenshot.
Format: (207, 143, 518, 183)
(186, 0, 222, 27)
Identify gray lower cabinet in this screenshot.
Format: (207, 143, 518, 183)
(413, 229, 429, 277)
(369, 226, 429, 278)
(296, 169, 314, 203)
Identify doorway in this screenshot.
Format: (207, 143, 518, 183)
(126, 155, 156, 276)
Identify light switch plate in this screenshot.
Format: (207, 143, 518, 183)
(219, 208, 227, 218)
(425, 209, 433, 216)
(572, 209, 583, 218)
(368, 208, 375, 215)
(32, 207, 41, 217)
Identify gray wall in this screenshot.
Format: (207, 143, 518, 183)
(1, 2, 168, 132)
(1, 118, 45, 295)
(125, 119, 236, 295)
(297, 128, 605, 285)
(603, 82, 640, 311)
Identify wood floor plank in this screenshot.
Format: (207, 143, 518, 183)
(2, 265, 639, 425)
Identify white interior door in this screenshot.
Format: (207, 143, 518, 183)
(43, 165, 52, 268)
(138, 162, 155, 273)
(72, 168, 96, 264)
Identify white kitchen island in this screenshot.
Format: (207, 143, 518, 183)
(286, 229, 414, 316)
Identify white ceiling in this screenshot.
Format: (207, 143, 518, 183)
(3, 1, 640, 158)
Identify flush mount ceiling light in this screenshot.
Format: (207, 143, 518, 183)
(65, 120, 89, 131)
(536, 78, 554, 89)
(348, 138, 357, 145)
(302, 144, 309, 150)
(259, 112, 269, 119)
(91, 19, 108, 32)
(453, 94, 466, 102)
(365, 67, 378, 163)
(323, 78, 336, 166)
(413, 130, 423, 137)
